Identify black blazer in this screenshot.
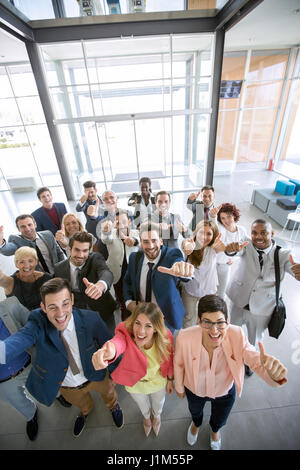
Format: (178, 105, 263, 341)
(54, 253, 117, 319)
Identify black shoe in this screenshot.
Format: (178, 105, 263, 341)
(73, 413, 88, 437)
(111, 403, 124, 428)
(245, 365, 254, 377)
(26, 408, 38, 441)
(56, 395, 72, 408)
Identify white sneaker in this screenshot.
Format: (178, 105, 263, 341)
(210, 433, 221, 450)
(187, 422, 199, 446)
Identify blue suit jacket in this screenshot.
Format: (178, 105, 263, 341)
(123, 245, 187, 330)
(0, 307, 119, 406)
(31, 203, 67, 235)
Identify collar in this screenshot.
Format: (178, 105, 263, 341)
(63, 314, 74, 334)
(143, 251, 161, 266)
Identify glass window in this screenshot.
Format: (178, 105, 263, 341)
(7, 64, 39, 96)
(238, 108, 278, 162)
(0, 98, 22, 126)
(244, 80, 283, 108)
(0, 68, 13, 98)
(248, 51, 289, 81)
(216, 110, 240, 160)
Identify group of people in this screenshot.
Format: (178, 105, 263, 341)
(0, 179, 299, 450)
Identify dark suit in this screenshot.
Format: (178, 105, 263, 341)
(31, 203, 67, 235)
(54, 253, 117, 328)
(123, 245, 187, 330)
(0, 307, 119, 406)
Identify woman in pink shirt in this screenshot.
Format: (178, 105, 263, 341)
(92, 302, 174, 437)
(174, 295, 287, 450)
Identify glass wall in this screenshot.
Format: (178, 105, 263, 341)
(40, 33, 214, 196)
(215, 49, 290, 172)
(0, 63, 62, 191)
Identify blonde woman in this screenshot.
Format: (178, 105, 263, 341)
(181, 220, 226, 329)
(55, 213, 96, 252)
(0, 247, 52, 309)
(92, 302, 174, 437)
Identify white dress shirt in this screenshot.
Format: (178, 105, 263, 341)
(61, 315, 88, 387)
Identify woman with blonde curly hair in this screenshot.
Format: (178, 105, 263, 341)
(92, 302, 174, 437)
(180, 220, 226, 328)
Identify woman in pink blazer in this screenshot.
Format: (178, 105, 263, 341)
(174, 295, 287, 450)
(92, 302, 174, 437)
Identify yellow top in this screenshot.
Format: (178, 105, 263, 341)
(125, 343, 167, 394)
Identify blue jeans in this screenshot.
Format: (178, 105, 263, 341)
(185, 383, 236, 433)
(0, 365, 36, 421)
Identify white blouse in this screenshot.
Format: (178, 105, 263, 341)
(217, 224, 248, 264)
(183, 246, 218, 298)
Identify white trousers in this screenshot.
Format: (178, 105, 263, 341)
(216, 263, 231, 299)
(181, 287, 199, 329)
(128, 387, 166, 419)
(230, 303, 271, 348)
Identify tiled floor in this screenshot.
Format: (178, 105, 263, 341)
(0, 168, 300, 451)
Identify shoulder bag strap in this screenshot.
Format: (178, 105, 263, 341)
(274, 245, 281, 306)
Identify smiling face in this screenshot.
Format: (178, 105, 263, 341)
(84, 186, 97, 201)
(156, 193, 170, 216)
(196, 225, 214, 248)
(15, 255, 38, 277)
(102, 191, 118, 212)
(140, 181, 151, 197)
(140, 230, 162, 260)
(69, 240, 90, 267)
(133, 313, 156, 349)
(39, 190, 53, 209)
(41, 287, 74, 332)
(219, 211, 236, 231)
(198, 310, 228, 350)
(201, 189, 215, 208)
(251, 222, 274, 250)
(64, 215, 80, 237)
(17, 217, 37, 241)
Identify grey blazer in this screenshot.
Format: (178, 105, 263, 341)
(226, 240, 294, 317)
(0, 230, 65, 268)
(0, 296, 34, 358)
(186, 198, 215, 231)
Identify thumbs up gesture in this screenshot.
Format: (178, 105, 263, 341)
(225, 240, 249, 253)
(258, 341, 287, 385)
(157, 261, 194, 279)
(188, 191, 201, 202)
(0, 225, 4, 245)
(209, 204, 222, 219)
(289, 255, 300, 280)
(212, 233, 226, 253)
(87, 198, 99, 218)
(82, 277, 105, 300)
(182, 237, 196, 256)
(92, 341, 116, 370)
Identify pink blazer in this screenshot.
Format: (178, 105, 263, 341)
(174, 325, 285, 397)
(107, 322, 174, 387)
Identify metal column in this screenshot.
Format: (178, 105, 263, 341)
(25, 41, 76, 200)
(205, 27, 225, 185)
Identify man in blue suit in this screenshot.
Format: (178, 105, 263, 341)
(0, 277, 123, 438)
(31, 187, 67, 235)
(123, 222, 194, 331)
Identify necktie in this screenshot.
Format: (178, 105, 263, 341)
(60, 332, 80, 376)
(257, 250, 264, 270)
(145, 262, 154, 302)
(204, 207, 209, 220)
(75, 267, 81, 292)
(34, 240, 50, 273)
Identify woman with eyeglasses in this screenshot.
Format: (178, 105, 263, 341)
(174, 295, 287, 450)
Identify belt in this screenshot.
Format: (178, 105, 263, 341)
(61, 380, 90, 390)
(0, 358, 31, 384)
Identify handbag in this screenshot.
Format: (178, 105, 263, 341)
(268, 245, 286, 339)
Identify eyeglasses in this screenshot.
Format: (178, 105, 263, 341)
(200, 319, 228, 330)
